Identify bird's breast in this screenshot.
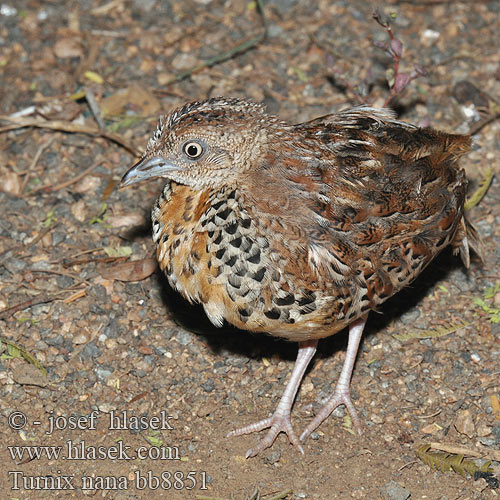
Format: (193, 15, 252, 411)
(150, 183, 358, 340)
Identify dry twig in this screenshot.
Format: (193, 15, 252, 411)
(430, 442, 500, 462)
(0, 115, 139, 155)
(0, 292, 63, 321)
(468, 112, 500, 136)
(159, 0, 267, 88)
(27, 160, 101, 196)
(0, 223, 59, 263)
(21, 137, 55, 193)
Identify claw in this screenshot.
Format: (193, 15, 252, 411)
(228, 414, 304, 457)
(300, 386, 362, 442)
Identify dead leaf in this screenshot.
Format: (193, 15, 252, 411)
(99, 258, 157, 282)
(54, 37, 84, 59)
(2, 171, 22, 196)
(71, 199, 87, 222)
(42, 231, 52, 247)
(100, 89, 130, 117)
(454, 409, 476, 438)
(106, 213, 147, 228)
(103, 246, 132, 258)
(101, 177, 118, 201)
(100, 84, 160, 118)
(73, 175, 101, 194)
(421, 423, 440, 435)
(127, 83, 160, 115)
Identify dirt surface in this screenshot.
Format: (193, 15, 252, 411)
(1, 1, 499, 499)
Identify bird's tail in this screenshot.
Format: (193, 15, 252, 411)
(451, 216, 484, 269)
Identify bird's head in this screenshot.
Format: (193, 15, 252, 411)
(121, 97, 282, 191)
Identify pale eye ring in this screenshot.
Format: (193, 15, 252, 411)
(183, 141, 204, 159)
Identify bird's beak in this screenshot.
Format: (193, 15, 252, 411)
(120, 156, 179, 187)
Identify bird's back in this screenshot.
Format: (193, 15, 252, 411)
(291, 107, 475, 308)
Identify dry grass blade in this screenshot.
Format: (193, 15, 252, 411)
(265, 490, 293, 500)
(393, 321, 469, 341)
(0, 338, 47, 376)
(84, 86, 106, 129)
(464, 167, 494, 210)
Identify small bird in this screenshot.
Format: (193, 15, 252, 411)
(121, 97, 481, 458)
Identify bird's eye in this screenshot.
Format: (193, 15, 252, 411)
(183, 141, 204, 159)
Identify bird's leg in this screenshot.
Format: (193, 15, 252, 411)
(300, 313, 368, 442)
(227, 339, 318, 458)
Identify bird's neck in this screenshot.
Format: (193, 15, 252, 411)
(153, 181, 241, 229)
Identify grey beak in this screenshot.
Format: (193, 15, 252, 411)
(121, 156, 178, 187)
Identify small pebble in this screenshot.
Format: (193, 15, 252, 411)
(310, 431, 320, 440)
(264, 450, 281, 465)
(175, 329, 192, 346)
(381, 480, 411, 500)
(73, 333, 89, 344)
(470, 352, 481, 363)
(201, 379, 215, 392)
(80, 341, 101, 360)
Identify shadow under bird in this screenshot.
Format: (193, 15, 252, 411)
(121, 97, 482, 458)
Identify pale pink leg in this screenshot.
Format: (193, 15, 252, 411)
(300, 314, 368, 442)
(227, 339, 318, 458)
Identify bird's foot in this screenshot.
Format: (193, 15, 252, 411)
(300, 315, 367, 442)
(300, 385, 362, 442)
(227, 411, 303, 458)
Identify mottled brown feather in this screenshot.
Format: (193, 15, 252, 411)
(128, 98, 479, 342)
